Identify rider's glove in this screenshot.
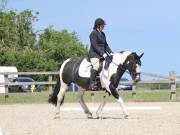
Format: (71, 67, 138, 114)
(103, 53, 107, 59)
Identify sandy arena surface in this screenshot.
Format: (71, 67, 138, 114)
(0, 102, 180, 135)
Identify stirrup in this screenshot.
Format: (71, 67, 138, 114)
(89, 83, 98, 91)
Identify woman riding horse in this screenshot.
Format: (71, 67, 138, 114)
(48, 49, 143, 118)
(89, 18, 113, 90)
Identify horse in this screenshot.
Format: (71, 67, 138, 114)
(48, 51, 143, 118)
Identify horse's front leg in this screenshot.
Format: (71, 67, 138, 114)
(77, 88, 92, 118)
(110, 86, 129, 118)
(116, 96, 129, 118)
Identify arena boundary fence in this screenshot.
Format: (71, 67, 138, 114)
(0, 70, 179, 101)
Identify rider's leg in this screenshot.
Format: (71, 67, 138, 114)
(89, 69, 98, 90)
(89, 58, 100, 90)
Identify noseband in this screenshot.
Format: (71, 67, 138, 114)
(111, 60, 140, 76)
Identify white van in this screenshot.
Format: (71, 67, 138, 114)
(0, 66, 18, 93)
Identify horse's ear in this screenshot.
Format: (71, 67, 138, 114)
(139, 53, 144, 59)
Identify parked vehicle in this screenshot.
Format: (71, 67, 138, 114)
(8, 77, 40, 92)
(117, 78, 133, 90)
(117, 84, 133, 90)
(68, 83, 78, 92)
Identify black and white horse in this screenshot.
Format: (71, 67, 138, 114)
(48, 51, 143, 118)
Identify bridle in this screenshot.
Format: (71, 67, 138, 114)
(111, 59, 140, 77)
(88, 54, 141, 77)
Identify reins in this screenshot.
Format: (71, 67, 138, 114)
(111, 60, 130, 75)
(87, 55, 139, 76)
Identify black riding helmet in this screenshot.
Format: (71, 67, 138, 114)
(93, 18, 106, 29)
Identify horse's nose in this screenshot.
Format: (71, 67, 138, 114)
(134, 74, 140, 82)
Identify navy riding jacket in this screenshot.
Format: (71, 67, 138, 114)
(88, 29, 113, 59)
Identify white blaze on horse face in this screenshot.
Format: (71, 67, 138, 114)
(136, 64, 141, 73)
(135, 64, 141, 81)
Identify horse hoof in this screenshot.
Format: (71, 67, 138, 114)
(97, 116, 103, 119)
(96, 114, 103, 119)
(124, 114, 129, 119)
(54, 115, 60, 119)
(87, 113, 93, 119)
(54, 112, 60, 119)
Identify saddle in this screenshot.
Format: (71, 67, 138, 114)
(78, 58, 91, 78)
(78, 56, 113, 78)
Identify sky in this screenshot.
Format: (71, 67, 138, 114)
(6, 0, 180, 78)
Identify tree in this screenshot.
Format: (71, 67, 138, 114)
(0, 9, 38, 49)
(0, 4, 88, 72)
(0, 10, 17, 48)
(14, 48, 57, 72)
(16, 10, 38, 48)
(0, 44, 16, 66)
(38, 27, 88, 65)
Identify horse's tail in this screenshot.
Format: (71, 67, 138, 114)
(48, 75, 61, 106)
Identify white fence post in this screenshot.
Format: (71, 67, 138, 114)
(4, 74, 9, 101)
(48, 75, 53, 92)
(132, 83, 136, 98)
(169, 71, 176, 101)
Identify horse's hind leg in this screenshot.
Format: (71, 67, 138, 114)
(55, 83, 68, 118)
(77, 88, 92, 118)
(96, 94, 107, 118)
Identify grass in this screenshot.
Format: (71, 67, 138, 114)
(0, 89, 180, 104)
(0, 92, 49, 104)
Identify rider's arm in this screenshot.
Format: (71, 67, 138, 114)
(89, 31, 104, 57)
(101, 32, 113, 54)
(106, 44, 113, 54)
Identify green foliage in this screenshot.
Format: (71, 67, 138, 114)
(14, 48, 58, 71)
(0, 8, 88, 73)
(16, 10, 38, 48)
(0, 10, 17, 47)
(0, 9, 37, 48)
(38, 28, 88, 65)
(0, 44, 16, 65)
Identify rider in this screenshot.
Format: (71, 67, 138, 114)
(88, 18, 113, 90)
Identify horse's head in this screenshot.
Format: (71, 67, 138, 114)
(112, 51, 143, 83)
(124, 52, 144, 82)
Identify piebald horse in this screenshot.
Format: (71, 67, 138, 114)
(48, 51, 143, 118)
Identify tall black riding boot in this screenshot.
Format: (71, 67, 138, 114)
(89, 69, 98, 90)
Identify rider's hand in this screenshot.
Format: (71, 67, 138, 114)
(103, 53, 107, 59)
